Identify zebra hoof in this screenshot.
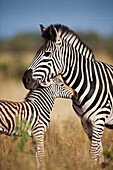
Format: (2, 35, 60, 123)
(101, 162, 108, 169)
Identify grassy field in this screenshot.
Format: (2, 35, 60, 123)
(0, 51, 113, 170)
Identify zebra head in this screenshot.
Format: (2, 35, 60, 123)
(25, 78, 76, 101)
(51, 78, 75, 99)
(22, 24, 65, 90)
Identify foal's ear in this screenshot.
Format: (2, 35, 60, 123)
(50, 24, 58, 41)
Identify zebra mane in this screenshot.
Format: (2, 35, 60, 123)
(42, 24, 95, 60)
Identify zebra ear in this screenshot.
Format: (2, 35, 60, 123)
(40, 24, 46, 36)
(50, 24, 58, 41)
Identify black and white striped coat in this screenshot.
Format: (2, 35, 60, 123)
(0, 78, 74, 168)
(22, 24, 113, 164)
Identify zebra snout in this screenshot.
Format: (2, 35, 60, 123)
(22, 69, 38, 90)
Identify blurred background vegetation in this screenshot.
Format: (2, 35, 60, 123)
(0, 32, 113, 55)
(0, 32, 113, 80)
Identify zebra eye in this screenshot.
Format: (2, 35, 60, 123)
(60, 84, 64, 87)
(44, 51, 51, 57)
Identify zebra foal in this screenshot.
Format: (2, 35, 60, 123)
(0, 78, 75, 168)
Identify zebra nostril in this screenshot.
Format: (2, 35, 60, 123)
(26, 77, 31, 83)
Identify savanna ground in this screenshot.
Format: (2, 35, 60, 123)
(0, 33, 113, 170)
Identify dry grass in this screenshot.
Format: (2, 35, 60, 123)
(0, 52, 113, 170)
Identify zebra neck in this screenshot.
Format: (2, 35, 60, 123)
(73, 37, 95, 61)
(61, 31, 95, 61)
(61, 34, 95, 90)
(62, 45, 95, 92)
(26, 89, 55, 114)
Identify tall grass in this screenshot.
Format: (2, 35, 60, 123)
(0, 118, 113, 170)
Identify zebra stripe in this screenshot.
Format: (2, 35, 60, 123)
(0, 78, 74, 168)
(23, 24, 113, 164)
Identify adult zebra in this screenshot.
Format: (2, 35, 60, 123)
(0, 78, 74, 168)
(23, 24, 113, 165)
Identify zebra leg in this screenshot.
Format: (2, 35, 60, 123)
(89, 121, 105, 164)
(98, 140, 104, 164)
(32, 123, 46, 169)
(81, 119, 92, 141)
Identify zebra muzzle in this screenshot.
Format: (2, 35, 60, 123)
(22, 69, 39, 90)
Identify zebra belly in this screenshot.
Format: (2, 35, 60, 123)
(72, 103, 84, 118)
(0, 127, 7, 134)
(105, 124, 113, 129)
(105, 105, 113, 129)
(105, 109, 113, 125)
